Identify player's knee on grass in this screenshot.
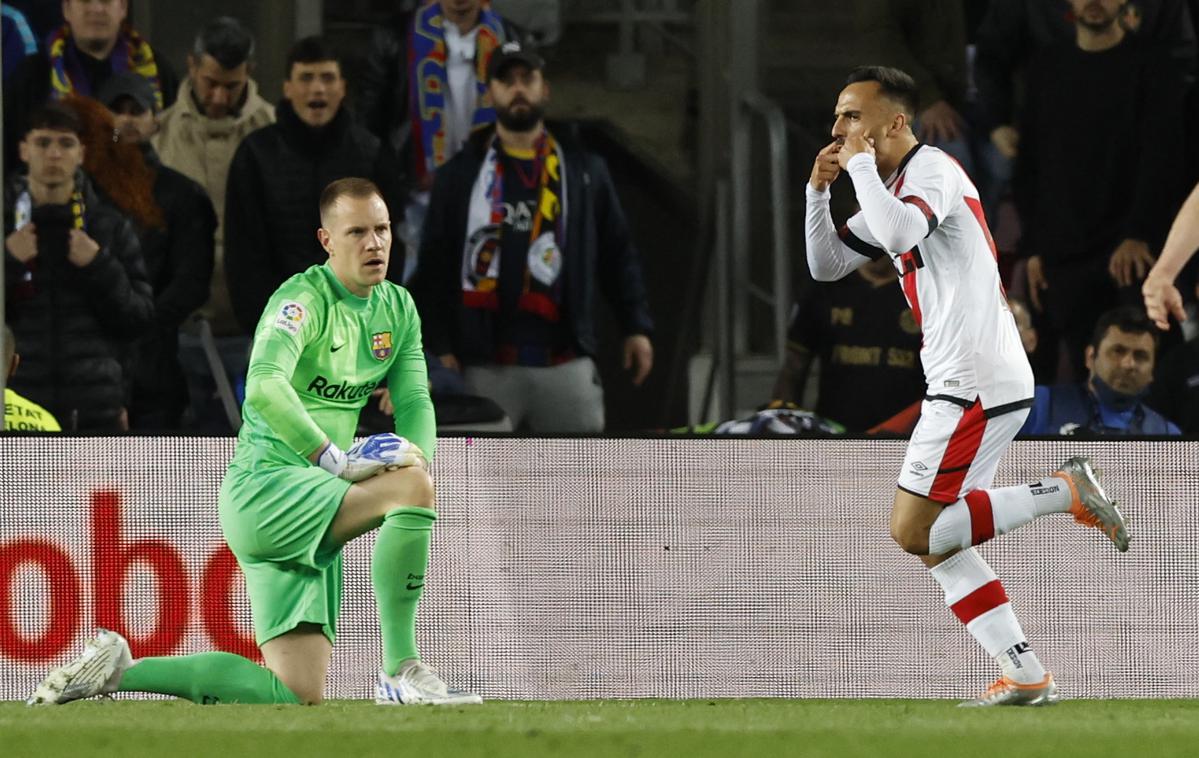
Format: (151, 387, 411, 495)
(261, 625, 331, 705)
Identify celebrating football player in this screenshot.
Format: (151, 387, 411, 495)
(806, 66, 1130, 706)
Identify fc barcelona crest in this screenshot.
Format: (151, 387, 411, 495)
(371, 331, 393, 361)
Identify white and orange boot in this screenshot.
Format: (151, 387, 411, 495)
(1054, 456, 1130, 552)
(959, 674, 1060, 707)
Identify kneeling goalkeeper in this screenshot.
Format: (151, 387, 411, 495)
(29, 178, 480, 706)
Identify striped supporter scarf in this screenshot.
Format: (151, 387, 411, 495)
(47, 23, 162, 109)
(461, 131, 567, 323)
(409, 1, 505, 182)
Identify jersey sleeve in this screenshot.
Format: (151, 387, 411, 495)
(892, 151, 962, 238)
(845, 150, 961, 253)
(805, 183, 875, 281)
(387, 288, 437, 460)
(242, 286, 329, 458)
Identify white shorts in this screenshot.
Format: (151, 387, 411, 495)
(897, 397, 1031, 504)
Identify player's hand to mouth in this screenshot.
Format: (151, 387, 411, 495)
(836, 133, 876, 170)
(810, 141, 843, 192)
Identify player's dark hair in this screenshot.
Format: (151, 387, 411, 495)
(24, 102, 83, 137)
(846, 66, 919, 118)
(286, 36, 341, 79)
(193, 16, 256, 69)
(1090, 306, 1158, 350)
(320, 177, 385, 222)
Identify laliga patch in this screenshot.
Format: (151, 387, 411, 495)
(371, 331, 393, 361)
(274, 301, 306, 335)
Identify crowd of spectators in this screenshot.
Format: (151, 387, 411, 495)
(1, 0, 1197, 437)
(1, 0, 653, 434)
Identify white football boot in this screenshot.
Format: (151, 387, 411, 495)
(1055, 456, 1130, 552)
(27, 629, 133, 705)
(958, 674, 1060, 707)
(375, 660, 482, 705)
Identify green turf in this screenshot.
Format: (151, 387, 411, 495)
(3, 699, 1197, 758)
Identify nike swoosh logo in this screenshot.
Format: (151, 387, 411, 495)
(331, 344, 345, 353)
(406, 582, 424, 591)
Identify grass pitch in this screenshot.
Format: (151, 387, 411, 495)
(3, 699, 1196, 758)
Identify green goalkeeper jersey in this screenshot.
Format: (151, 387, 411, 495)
(230, 263, 435, 471)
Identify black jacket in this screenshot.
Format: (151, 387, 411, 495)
(974, 0, 1195, 133)
(1013, 38, 1186, 262)
(223, 101, 407, 333)
(410, 124, 654, 364)
(4, 173, 155, 430)
(130, 147, 217, 428)
(2, 41, 179, 169)
(356, 9, 526, 162)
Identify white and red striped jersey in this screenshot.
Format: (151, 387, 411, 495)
(805, 144, 1033, 413)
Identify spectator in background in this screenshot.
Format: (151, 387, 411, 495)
(412, 43, 654, 433)
(152, 16, 274, 430)
(3, 3, 39, 83)
(99, 73, 217, 430)
(976, 0, 1195, 164)
(357, 0, 525, 281)
(771, 256, 924, 432)
(4, 0, 178, 166)
(3, 324, 61, 432)
(1021, 307, 1180, 435)
(3, 102, 153, 431)
(973, 1, 1196, 231)
(224, 36, 406, 334)
(1014, 0, 1187, 382)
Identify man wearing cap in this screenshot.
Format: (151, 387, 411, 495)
(100, 72, 217, 430)
(411, 43, 654, 432)
(357, 0, 526, 282)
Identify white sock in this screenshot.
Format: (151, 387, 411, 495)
(927, 478, 1074, 555)
(928, 549, 1046, 684)
(995, 641, 1047, 685)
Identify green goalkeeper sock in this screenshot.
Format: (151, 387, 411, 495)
(117, 652, 301, 704)
(374, 506, 437, 676)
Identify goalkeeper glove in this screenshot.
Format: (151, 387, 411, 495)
(315, 441, 348, 477)
(342, 433, 427, 482)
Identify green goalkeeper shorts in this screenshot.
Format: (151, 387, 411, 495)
(218, 461, 352, 646)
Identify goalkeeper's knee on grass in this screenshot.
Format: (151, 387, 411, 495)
(119, 652, 301, 705)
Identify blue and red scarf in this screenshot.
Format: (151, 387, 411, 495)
(47, 23, 162, 109)
(409, 1, 505, 181)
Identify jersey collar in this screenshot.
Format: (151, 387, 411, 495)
(886, 142, 925, 188)
(321, 263, 373, 311)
